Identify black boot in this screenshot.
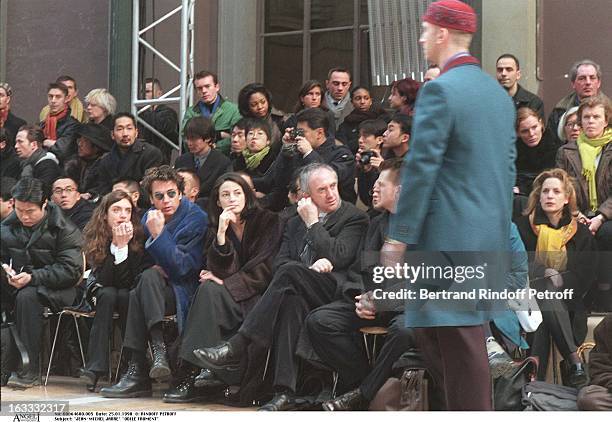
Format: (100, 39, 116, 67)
(162, 373, 209, 403)
(149, 340, 171, 380)
(193, 368, 226, 389)
(78, 368, 101, 392)
(100, 360, 152, 398)
(322, 388, 367, 411)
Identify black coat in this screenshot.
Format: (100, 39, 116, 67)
(205, 208, 284, 308)
(91, 247, 144, 290)
(0, 146, 21, 180)
(274, 200, 369, 300)
(63, 154, 107, 195)
(336, 106, 388, 154)
(19, 149, 62, 193)
(230, 144, 278, 178)
(515, 132, 558, 195)
(2, 112, 27, 145)
(138, 105, 179, 164)
(94, 139, 164, 196)
(174, 149, 231, 203)
(1, 203, 83, 310)
(62, 198, 95, 232)
(40, 109, 80, 163)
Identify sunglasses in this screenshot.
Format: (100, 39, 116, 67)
(153, 190, 178, 201)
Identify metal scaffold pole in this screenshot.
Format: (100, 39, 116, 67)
(130, 0, 195, 155)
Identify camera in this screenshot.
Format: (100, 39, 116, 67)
(282, 128, 305, 156)
(359, 150, 375, 165)
(289, 127, 304, 141)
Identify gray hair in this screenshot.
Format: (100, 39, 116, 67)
(569, 59, 601, 82)
(85, 88, 117, 116)
(299, 163, 337, 195)
(557, 106, 579, 142)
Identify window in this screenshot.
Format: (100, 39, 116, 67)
(260, 0, 370, 112)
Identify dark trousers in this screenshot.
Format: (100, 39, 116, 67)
(123, 268, 176, 353)
(306, 300, 416, 400)
(239, 262, 337, 392)
(577, 385, 612, 410)
(14, 285, 75, 370)
(415, 325, 492, 410)
(180, 282, 244, 384)
(86, 287, 129, 373)
(595, 221, 612, 302)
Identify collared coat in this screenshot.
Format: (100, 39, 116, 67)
(388, 61, 517, 327)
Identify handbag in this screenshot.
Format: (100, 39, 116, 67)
(369, 368, 429, 411)
(493, 356, 538, 410)
(521, 381, 578, 411)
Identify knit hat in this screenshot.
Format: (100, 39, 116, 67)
(76, 123, 113, 152)
(423, 0, 477, 33)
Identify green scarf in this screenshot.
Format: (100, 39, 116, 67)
(576, 127, 612, 212)
(242, 146, 270, 170)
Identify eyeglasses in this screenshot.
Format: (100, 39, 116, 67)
(153, 190, 178, 201)
(52, 187, 77, 195)
(565, 121, 579, 128)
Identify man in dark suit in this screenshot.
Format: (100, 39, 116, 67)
(382, 0, 516, 410)
(174, 116, 231, 204)
(193, 163, 369, 410)
(94, 113, 164, 196)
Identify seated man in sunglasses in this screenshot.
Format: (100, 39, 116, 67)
(101, 165, 208, 398)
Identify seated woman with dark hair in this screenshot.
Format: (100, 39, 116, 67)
(514, 107, 558, 195)
(163, 173, 284, 403)
(283, 80, 336, 137)
(79, 190, 145, 391)
(231, 118, 278, 178)
(514, 168, 598, 389)
(337, 86, 388, 154)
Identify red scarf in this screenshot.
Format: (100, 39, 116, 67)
(43, 106, 68, 140)
(0, 105, 8, 128)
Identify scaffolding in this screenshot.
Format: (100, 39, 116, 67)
(130, 0, 196, 154)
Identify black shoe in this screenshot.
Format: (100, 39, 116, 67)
(1, 372, 9, 387)
(162, 375, 207, 403)
(192, 342, 241, 371)
(322, 388, 367, 411)
(100, 361, 152, 398)
(149, 341, 171, 380)
(6, 370, 39, 389)
(193, 368, 226, 389)
(78, 368, 100, 392)
(567, 363, 588, 390)
(258, 392, 298, 411)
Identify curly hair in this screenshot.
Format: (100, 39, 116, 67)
(391, 77, 421, 111)
(238, 83, 272, 118)
(141, 165, 185, 197)
(82, 190, 144, 267)
(523, 168, 578, 217)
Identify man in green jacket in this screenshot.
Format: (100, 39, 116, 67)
(181, 70, 242, 156)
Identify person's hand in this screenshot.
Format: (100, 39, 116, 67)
(513, 186, 520, 195)
(282, 128, 294, 144)
(217, 208, 237, 245)
(576, 212, 591, 226)
(145, 209, 165, 239)
(219, 131, 230, 139)
(112, 221, 134, 249)
(588, 215, 605, 235)
(369, 150, 383, 169)
(544, 268, 564, 289)
(297, 197, 319, 227)
(81, 192, 92, 201)
(8, 272, 32, 289)
(199, 270, 224, 285)
(310, 258, 333, 273)
(296, 136, 313, 156)
(43, 139, 57, 148)
(254, 191, 266, 199)
(355, 293, 376, 320)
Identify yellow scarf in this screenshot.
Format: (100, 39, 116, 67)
(576, 127, 612, 212)
(242, 146, 271, 170)
(530, 212, 577, 271)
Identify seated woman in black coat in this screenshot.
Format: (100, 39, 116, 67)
(514, 168, 598, 389)
(163, 173, 284, 403)
(79, 190, 145, 391)
(514, 107, 558, 196)
(231, 118, 277, 178)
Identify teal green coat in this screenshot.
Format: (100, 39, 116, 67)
(388, 62, 517, 328)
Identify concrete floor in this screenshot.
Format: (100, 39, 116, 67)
(0, 376, 255, 412)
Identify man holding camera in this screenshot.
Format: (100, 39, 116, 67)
(253, 107, 356, 211)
